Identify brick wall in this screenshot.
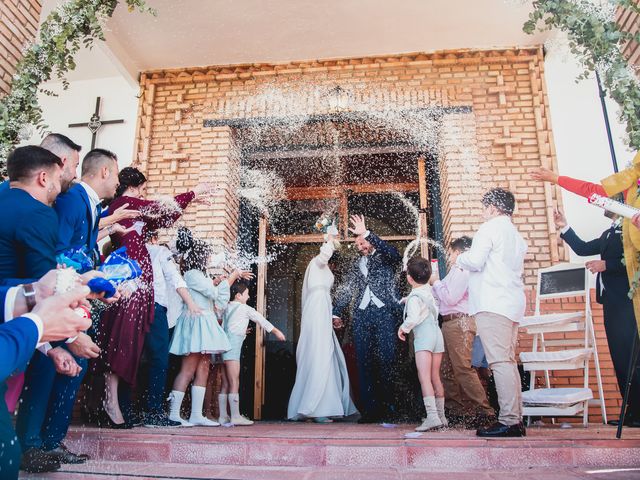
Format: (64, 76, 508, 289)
(617, 0, 640, 71)
(134, 47, 621, 416)
(0, 0, 41, 95)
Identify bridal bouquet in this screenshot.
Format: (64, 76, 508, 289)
(315, 213, 335, 233)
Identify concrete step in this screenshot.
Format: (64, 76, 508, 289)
(54, 422, 640, 471)
(20, 461, 640, 480)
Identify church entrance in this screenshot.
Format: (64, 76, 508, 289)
(236, 147, 444, 419)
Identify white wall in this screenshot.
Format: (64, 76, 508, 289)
(544, 40, 636, 263)
(23, 74, 139, 170)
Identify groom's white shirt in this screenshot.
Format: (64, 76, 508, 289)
(358, 253, 385, 310)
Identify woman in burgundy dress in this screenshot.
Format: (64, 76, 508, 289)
(95, 167, 211, 427)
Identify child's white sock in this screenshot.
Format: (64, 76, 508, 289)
(435, 396, 448, 427)
(229, 393, 241, 418)
(218, 393, 229, 421)
(188, 386, 219, 427)
(168, 390, 192, 426)
(229, 393, 253, 425)
(416, 396, 443, 432)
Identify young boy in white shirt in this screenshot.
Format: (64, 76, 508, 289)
(219, 281, 285, 425)
(456, 188, 527, 438)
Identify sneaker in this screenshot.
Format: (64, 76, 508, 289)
(230, 415, 254, 426)
(218, 415, 231, 425)
(415, 415, 443, 432)
(143, 415, 182, 428)
(189, 416, 220, 427)
(20, 447, 61, 473)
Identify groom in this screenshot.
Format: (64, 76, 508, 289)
(333, 215, 402, 423)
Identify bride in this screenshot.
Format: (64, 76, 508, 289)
(287, 226, 358, 423)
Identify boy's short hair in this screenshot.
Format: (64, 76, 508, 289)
(407, 257, 431, 284)
(231, 280, 249, 299)
(481, 188, 516, 216)
(450, 236, 472, 252)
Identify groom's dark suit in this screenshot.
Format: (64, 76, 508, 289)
(333, 231, 402, 420)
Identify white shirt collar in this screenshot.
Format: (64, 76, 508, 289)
(79, 181, 101, 206)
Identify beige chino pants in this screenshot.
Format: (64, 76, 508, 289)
(475, 312, 522, 426)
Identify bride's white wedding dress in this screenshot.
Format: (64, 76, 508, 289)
(287, 241, 358, 420)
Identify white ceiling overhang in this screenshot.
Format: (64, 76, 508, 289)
(41, 0, 550, 82)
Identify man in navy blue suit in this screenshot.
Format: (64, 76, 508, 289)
(55, 148, 122, 259)
(18, 148, 127, 466)
(333, 215, 403, 423)
(0, 133, 80, 196)
(556, 208, 640, 428)
(0, 277, 93, 480)
(0, 145, 86, 473)
(16, 148, 127, 471)
(0, 146, 62, 283)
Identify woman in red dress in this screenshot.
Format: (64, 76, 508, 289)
(94, 167, 211, 427)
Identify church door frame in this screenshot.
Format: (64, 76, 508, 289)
(251, 156, 431, 419)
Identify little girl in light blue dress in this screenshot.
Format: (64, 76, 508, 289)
(167, 233, 231, 427)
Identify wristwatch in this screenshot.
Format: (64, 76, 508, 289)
(22, 283, 36, 311)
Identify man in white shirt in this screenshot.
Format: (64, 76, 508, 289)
(456, 188, 527, 438)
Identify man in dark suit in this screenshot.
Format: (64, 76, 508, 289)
(0, 133, 80, 196)
(333, 215, 403, 422)
(0, 146, 84, 473)
(55, 148, 122, 263)
(0, 146, 62, 283)
(25, 149, 124, 464)
(0, 276, 93, 480)
(555, 207, 640, 427)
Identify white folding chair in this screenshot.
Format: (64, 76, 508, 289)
(519, 263, 606, 427)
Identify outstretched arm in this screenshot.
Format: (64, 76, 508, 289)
(366, 232, 401, 265)
(560, 228, 601, 257)
(530, 167, 607, 199)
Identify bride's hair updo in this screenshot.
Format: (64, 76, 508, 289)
(115, 167, 147, 198)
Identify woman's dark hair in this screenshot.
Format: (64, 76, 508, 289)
(231, 280, 249, 299)
(407, 256, 431, 284)
(115, 166, 147, 198)
(176, 227, 212, 273)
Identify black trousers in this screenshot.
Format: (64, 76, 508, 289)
(602, 296, 640, 421)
